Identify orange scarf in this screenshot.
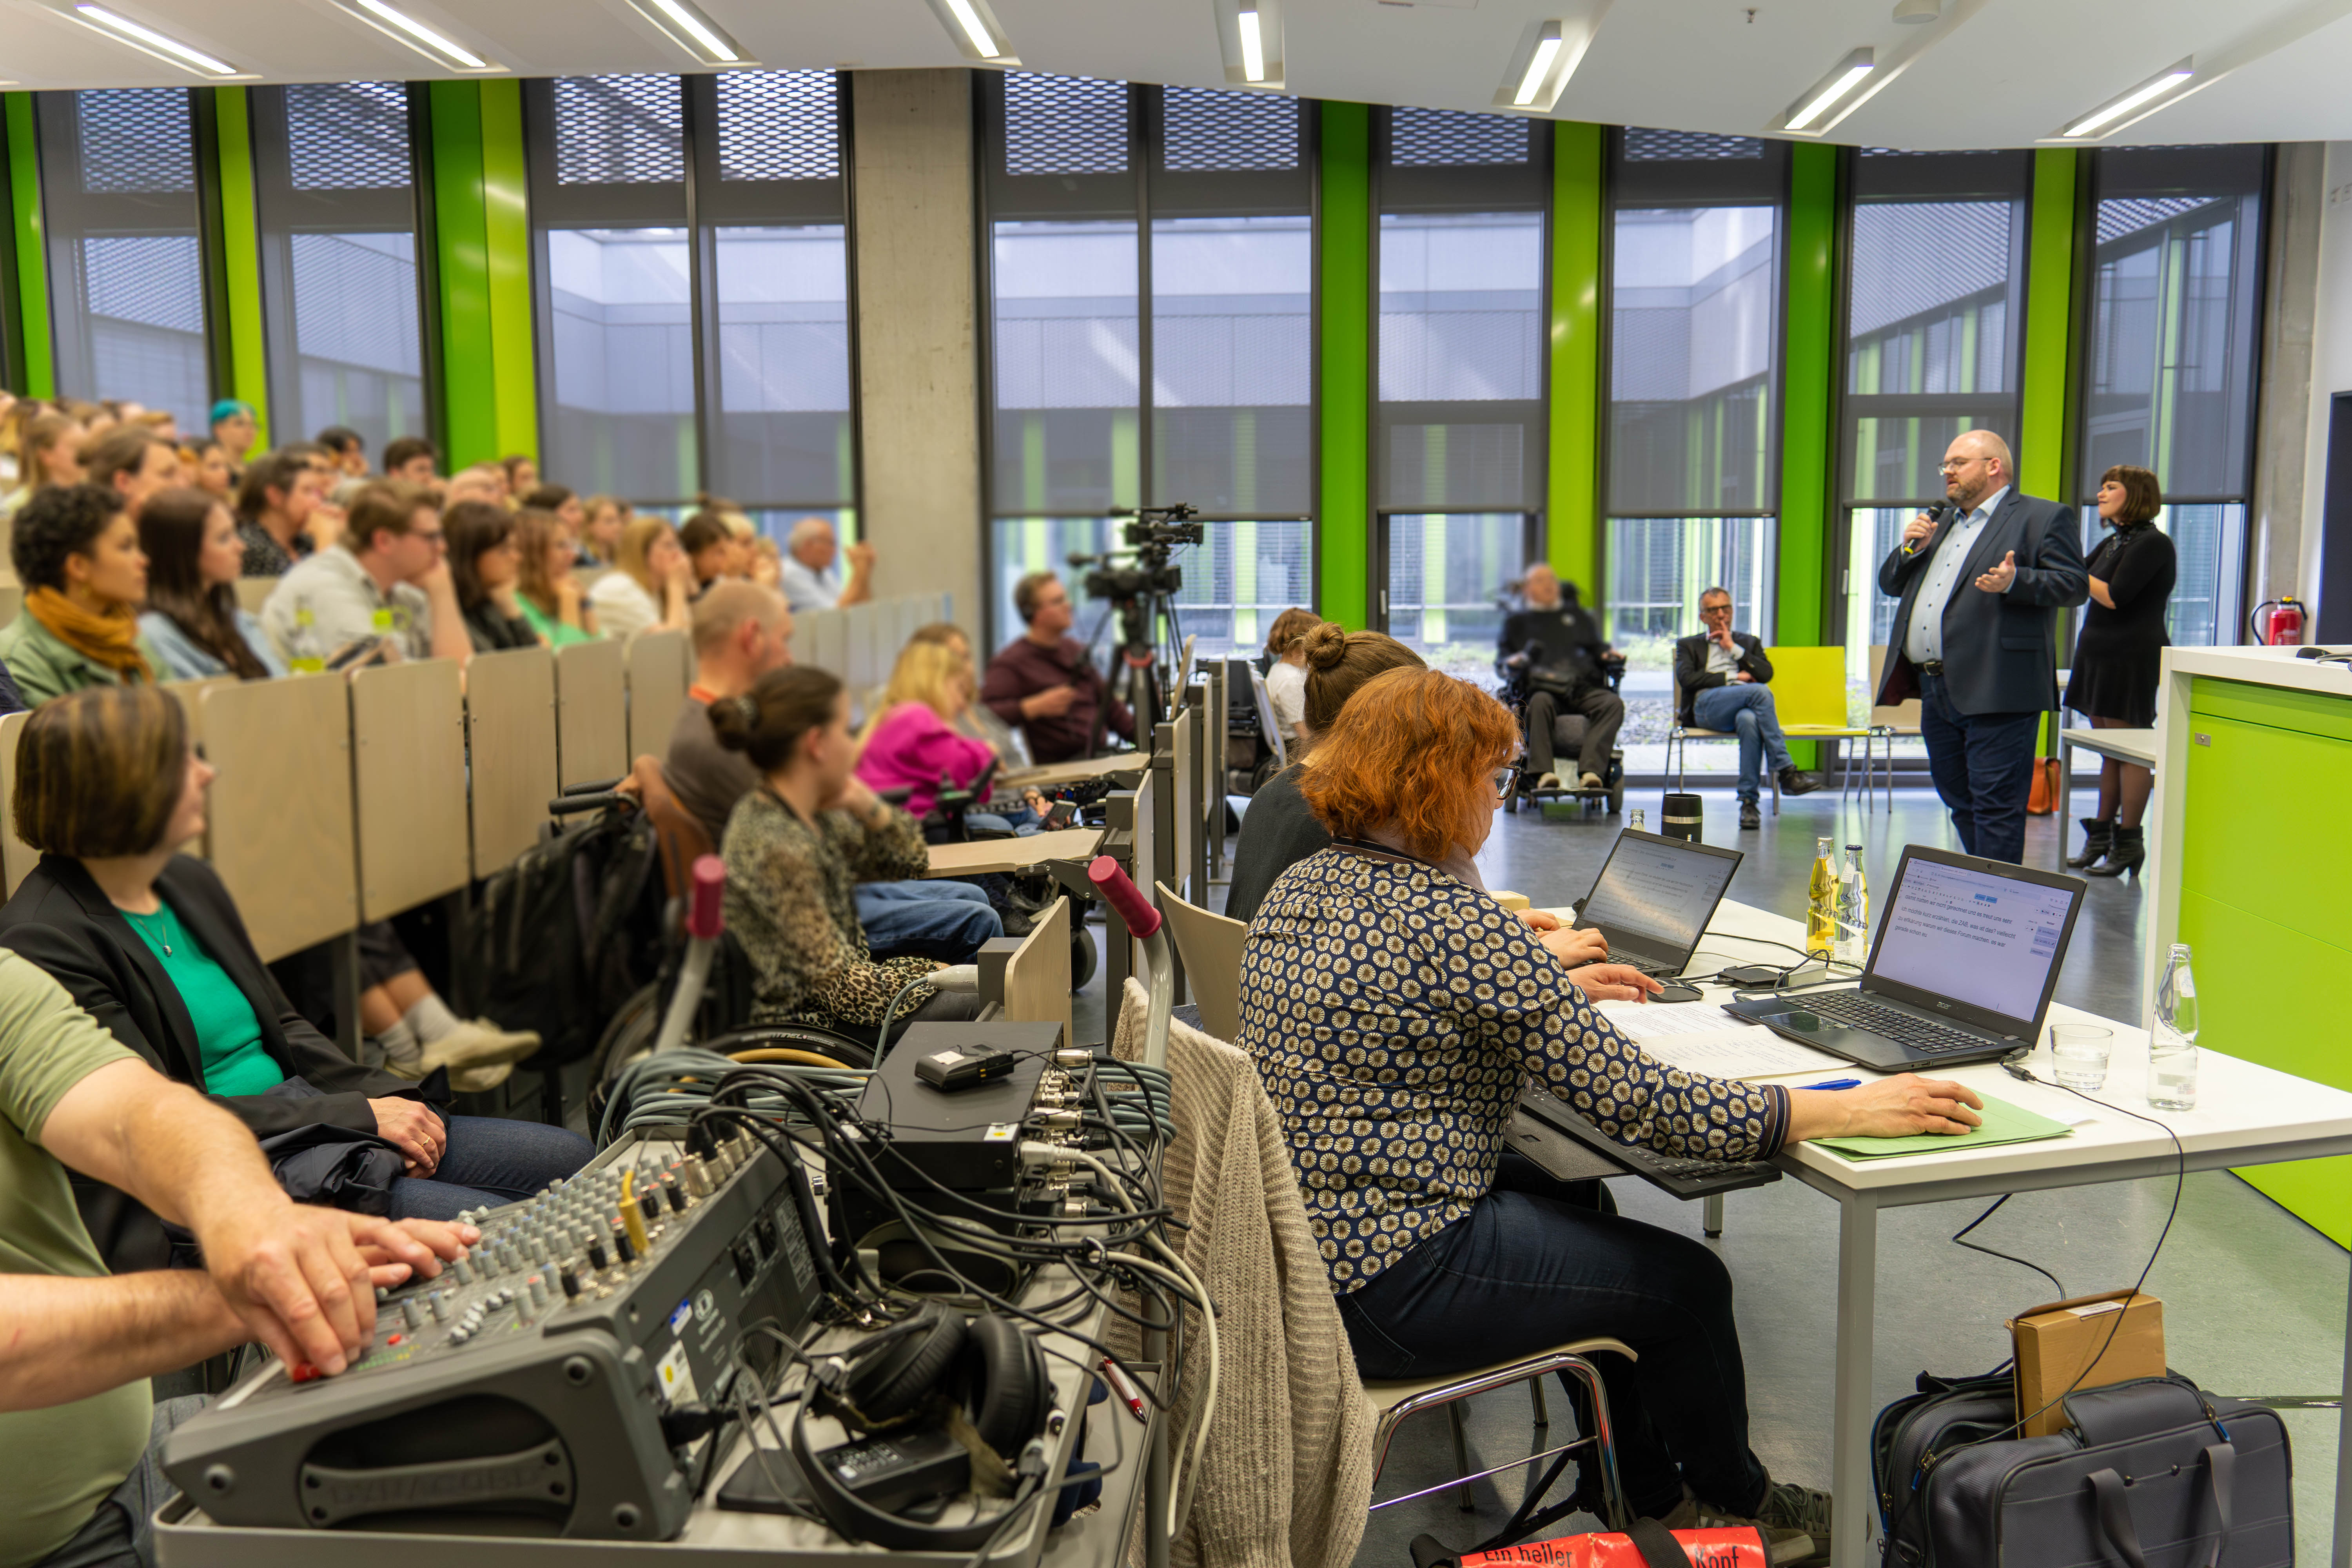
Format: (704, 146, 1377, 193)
(25, 587, 151, 683)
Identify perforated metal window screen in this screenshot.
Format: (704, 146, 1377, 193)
(84, 236, 205, 334)
(717, 71, 838, 181)
(286, 82, 410, 191)
(77, 89, 194, 194)
(1161, 88, 1296, 172)
(1622, 128, 1764, 162)
(554, 75, 683, 185)
(1388, 107, 1526, 167)
(1004, 73, 1128, 176)
(2096, 196, 2214, 246)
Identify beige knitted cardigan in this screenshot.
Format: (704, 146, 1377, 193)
(1110, 979, 1376, 1568)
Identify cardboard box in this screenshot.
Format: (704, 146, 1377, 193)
(2008, 1290, 2165, 1437)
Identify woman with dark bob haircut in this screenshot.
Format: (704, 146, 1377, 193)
(2061, 463, 2175, 878)
(1241, 666, 1989, 1550)
(443, 499, 536, 655)
(0, 482, 163, 706)
(0, 687, 590, 1265)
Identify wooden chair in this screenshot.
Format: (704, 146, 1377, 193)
(1154, 880, 1244, 1043)
(1864, 646, 1922, 808)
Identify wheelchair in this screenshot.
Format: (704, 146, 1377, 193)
(1497, 652, 1628, 817)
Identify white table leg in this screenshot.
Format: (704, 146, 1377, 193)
(2056, 734, 2073, 870)
(2334, 1240, 2352, 1566)
(1830, 1193, 1879, 1568)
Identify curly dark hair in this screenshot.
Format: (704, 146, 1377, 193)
(11, 482, 127, 593)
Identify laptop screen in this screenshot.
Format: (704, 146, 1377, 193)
(1576, 835, 1740, 958)
(1867, 856, 2077, 1023)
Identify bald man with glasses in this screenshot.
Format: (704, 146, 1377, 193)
(1875, 430, 2086, 863)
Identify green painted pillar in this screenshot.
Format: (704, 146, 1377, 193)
(1317, 102, 1371, 630)
(426, 80, 536, 470)
(1777, 142, 1837, 651)
(480, 80, 535, 463)
(4, 93, 53, 398)
(2020, 148, 2079, 505)
(1547, 122, 1603, 597)
(210, 87, 270, 447)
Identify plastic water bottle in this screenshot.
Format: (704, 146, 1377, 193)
(286, 598, 325, 675)
(1834, 844, 1869, 968)
(2150, 943, 2199, 1111)
(1805, 835, 1837, 958)
(1628, 808, 1647, 833)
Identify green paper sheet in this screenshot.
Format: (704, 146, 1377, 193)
(1811, 1093, 2073, 1162)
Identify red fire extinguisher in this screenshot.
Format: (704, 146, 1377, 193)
(2250, 596, 2309, 646)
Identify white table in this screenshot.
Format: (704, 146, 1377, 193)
(2052, 723, 2159, 868)
(1544, 895, 2352, 1567)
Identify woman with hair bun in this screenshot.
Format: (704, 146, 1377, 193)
(713, 665, 986, 1048)
(2062, 463, 2175, 878)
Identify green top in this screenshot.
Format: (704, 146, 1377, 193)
(0, 951, 147, 1568)
(517, 595, 592, 648)
(123, 900, 280, 1098)
(0, 612, 168, 708)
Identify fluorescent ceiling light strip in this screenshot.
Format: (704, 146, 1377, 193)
(75, 4, 235, 73)
(1238, 5, 1265, 82)
(941, 0, 999, 57)
(1786, 61, 1873, 131)
(2065, 68, 2193, 137)
(354, 0, 485, 68)
(642, 0, 736, 62)
(1515, 29, 1563, 107)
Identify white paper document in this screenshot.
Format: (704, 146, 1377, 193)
(1592, 999, 1757, 1040)
(1593, 1002, 1850, 1080)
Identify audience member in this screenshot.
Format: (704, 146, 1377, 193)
(1671, 586, 1821, 828)
(779, 515, 873, 612)
(713, 666, 987, 1048)
(1499, 564, 1622, 792)
(909, 620, 1026, 765)
(136, 409, 180, 446)
(500, 454, 539, 498)
(208, 400, 258, 473)
(381, 435, 438, 485)
(185, 438, 234, 503)
(135, 487, 284, 681)
(82, 428, 179, 516)
(444, 501, 537, 656)
(521, 483, 585, 541)
(680, 511, 736, 597)
(0, 962, 468, 1568)
(0, 688, 590, 1246)
(234, 449, 328, 577)
(3, 412, 86, 517)
(510, 507, 595, 647)
(1247, 665, 1982, 1550)
(0, 485, 160, 705)
(578, 493, 626, 566)
(1260, 605, 1318, 752)
(260, 481, 470, 667)
(858, 641, 1035, 833)
(316, 426, 367, 478)
(588, 516, 693, 639)
(981, 572, 1132, 764)
(747, 532, 783, 590)
(443, 463, 506, 508)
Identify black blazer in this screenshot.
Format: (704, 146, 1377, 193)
(1875, 490, 2087, 716)
(0, 853, 426, 1270)
(1671, 632, 1772, 724)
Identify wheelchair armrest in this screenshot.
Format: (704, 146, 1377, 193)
(874, 786, 915, 808)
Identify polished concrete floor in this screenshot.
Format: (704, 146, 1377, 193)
(1066, 784, 2347, 1564)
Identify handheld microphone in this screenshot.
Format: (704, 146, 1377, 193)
(1902, 504, 1951, 557)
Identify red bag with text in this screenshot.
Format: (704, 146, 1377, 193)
(1410, 1521, 1771, 1568)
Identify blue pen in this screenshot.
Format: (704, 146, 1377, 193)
(1802, 1079, 1862, 1091)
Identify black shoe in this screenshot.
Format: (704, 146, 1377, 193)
(2085, 824, 2144, 879)
(1740, 801, 1762, 829)
(2066, 817, 2113, 869)
(1777, 767, 1823, 797)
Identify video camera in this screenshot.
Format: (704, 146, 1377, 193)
(1067, 503, 1205, 605)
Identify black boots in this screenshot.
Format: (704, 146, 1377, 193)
(2087, 825, 2145, 880)
(1776, 767, 1823, 797)
(2067, 817, 2112, 869)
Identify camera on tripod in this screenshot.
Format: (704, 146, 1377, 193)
(1070, 504, 1205, 605)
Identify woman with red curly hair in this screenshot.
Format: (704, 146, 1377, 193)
(1243, 666, 1985, 1553)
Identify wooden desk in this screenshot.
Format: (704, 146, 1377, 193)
(924, 826, 1103, 879)
(350, 660, 469, 921)
(0, 711, 31, 895)
(1000, 752, 1147, 790)
(464, 645, 559, 879)
(555, 638, 627, 789)
(203, 676, 359, 964)
(624, 630, 688, 764)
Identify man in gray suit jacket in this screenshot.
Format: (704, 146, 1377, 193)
(1876, 429, 2087, 863)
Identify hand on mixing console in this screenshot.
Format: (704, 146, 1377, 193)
(355, 1218, 477, 1289)
(209, 1206, 452, 1377)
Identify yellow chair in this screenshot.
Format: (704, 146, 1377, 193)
(1766, 646, 1873, 800)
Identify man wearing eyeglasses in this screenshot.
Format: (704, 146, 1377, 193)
(258, 481, 472, 668)
(1876, 430, 2086, 864)
(1673, 588, 1821, 829)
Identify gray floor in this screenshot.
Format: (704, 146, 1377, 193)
(1069, 784, 2347, 1563)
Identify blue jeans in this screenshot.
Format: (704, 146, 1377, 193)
(855, 878, 1002, 963)
(34, 1395, 207, 1568)
(388, 1115, 593, 1221)
(1691, 683, 1793, 804)
(966, 807, 1041, 837)
(1918, 673, 2041, 863)
(1334, 1154, 1769, 1521)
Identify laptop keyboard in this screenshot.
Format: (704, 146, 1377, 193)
(1800, 992, 1989, 1055)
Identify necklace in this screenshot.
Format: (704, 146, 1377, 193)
(125, 907, 172, 956)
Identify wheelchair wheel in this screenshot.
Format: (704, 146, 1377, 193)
(1607, 753, 1626, 815)
(1071, 920, 1100, 992)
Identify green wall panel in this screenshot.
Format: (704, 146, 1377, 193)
(2020, 148, 2078, 503)
(479, 79, 536, 463)
(1317, 102, 1370, 630)
(211, 87, 270, 447)
(1547, 122, 1602, 593)
(1777, 142, 1837, 649)
(4, 93, 52, 399)
(428, 82, 495, 469)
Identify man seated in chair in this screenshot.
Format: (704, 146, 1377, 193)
(1496, 565, 1622, 793)
(1673, 586, 1822, 829)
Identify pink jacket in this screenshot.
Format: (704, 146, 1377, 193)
(857, 702, 997, 818)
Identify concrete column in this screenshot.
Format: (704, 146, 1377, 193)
(849, 69, 982, 642)
(2253, 142, 2323, 614)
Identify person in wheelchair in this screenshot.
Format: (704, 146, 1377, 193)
(1674, 586, 1822, 829)
(1497, 565, 1624, 796)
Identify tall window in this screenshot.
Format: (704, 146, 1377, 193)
(1840, 148, 2029, 711)
(251, 82, 428, 457)
(36, 90, 212, 432)
(1374, 107, 1548, 674)
(1603, 129, 1784, 652)
(982, 76, 1314, 660)
(526, 72, 853, 534)
(2081, 145, 2264, 649)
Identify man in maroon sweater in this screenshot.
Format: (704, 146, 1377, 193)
(981, 572, 1134, 764)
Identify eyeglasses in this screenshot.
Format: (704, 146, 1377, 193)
(1938, 458, 1984, 473)
(1493, 768, 1517, 802)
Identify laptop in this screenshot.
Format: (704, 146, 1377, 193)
(1723, 846, 2086, 1071)
(1570, 829, 1744, 979)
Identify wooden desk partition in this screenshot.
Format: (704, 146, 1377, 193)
(555, 638, 628, 789)
(1170, 708, 1196, 905)
(163, 675, 239, 755)
(801, 609, 847, 679)
(234, 578, 276, 616)
(923, 826, 1103, 879)
(465, 646, 559, 879)
(0, 711, 31, 896)
(845, 603, 878, 691)
(0, 584, 20, 630)
(1000, 895, 1073, 1048)
(625, 630, 690, 764)
(351, 660, 470, 921)
(202, 676, 359, 964)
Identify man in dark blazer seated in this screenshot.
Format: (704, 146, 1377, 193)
(1877, 429, 2087, 863)
(1673, 586, 1821, 829)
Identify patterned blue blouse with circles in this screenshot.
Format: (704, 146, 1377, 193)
(1238, 841, 1792, 1294)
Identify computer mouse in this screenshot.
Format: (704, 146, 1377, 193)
(1650, 981, 1704, 1004)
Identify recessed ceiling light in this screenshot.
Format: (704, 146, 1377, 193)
(71, 4, 238, 75)
(1892, 0, 1939, 22)
(624, 0, 745, 65)
(1218, 0, 1283, 88)
(339, 0, 494, 71)
(1488, 15, 1594, 114)
(2060, 60, 2195, 139)
(1515, 24, 1564, 106)
(1238, 3, 1266, 82)
(1782, 47, 1875, 133)
(929, 0, 1012, 60)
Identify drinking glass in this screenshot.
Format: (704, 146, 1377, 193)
(2048, 1024, 2114, 1091)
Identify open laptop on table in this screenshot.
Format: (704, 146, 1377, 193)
(1722, 845, 2086, 1072)
(1570, 829, 1743, 986)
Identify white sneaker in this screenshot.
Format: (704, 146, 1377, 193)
(1579, 772, 1605, 791)
(420, 1020, 541, 1074)
(1535, 772, 1563, 792)
(448, 1061, 515, 1096)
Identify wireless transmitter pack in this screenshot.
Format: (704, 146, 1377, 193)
(916, 1043, 1017, 1092)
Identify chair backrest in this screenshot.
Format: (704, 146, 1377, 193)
(629, 753, 714, 905)
(1867, 644, 1922, 729)
(1761, 645, 1852, 728)
(1155, 880, 1246, 1044)
(1247, 665, 1287, 769)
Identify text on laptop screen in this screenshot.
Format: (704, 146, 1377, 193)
(1869, 858, 2074, 1022)
(1579, 841, 1739, 954)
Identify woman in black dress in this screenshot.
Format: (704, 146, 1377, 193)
(2063, 464, 2174, 878)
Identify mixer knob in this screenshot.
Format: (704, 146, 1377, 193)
(429, 1293, 451, 1323)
